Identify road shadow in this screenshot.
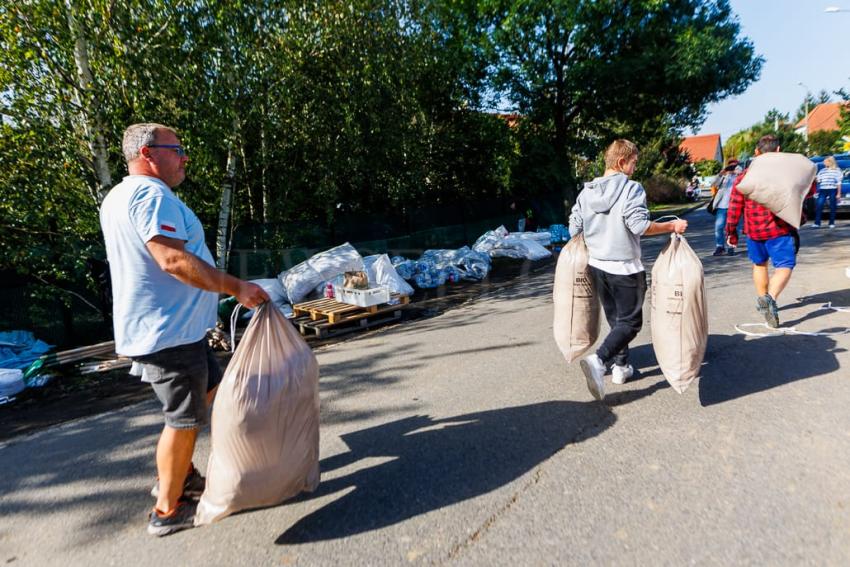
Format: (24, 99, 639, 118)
(698, 333, 844, 407)
(275, 400, 614, 544)
(780, 289, 850, 329)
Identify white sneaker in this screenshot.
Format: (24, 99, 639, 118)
(612, 364, 634, 385)
(579, 354, 606, 401)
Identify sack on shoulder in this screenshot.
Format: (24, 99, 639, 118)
(552, 234, 600, 363)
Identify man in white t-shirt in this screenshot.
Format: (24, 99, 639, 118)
(100, 123, 269, 536)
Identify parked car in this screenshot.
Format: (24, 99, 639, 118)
(804, 153, 850, 218)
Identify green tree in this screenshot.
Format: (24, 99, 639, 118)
(694, 159, 722, 177)
(724, 109, 805, 161)
(807, 130, 841, 156)
(473, 0, 762, 197)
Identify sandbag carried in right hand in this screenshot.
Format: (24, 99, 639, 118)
(195, 303, 320, 525)
(735, 152, 816, 228)
(553, 234, 600, 363)
(650, 234, 708, 393)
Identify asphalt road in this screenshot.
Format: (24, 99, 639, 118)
(2, 208, 850, 566)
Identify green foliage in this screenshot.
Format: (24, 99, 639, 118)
(808, 131, 842, 157)
(694, 159, 722, 177)
(475, 0, 761, 200)
(724, 108, 805, 161)
(643, 174, 686, 205)
(0, 0, 764, 343)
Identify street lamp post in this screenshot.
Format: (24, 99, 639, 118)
(797, 81, 810, 142)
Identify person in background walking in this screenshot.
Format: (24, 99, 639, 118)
(813, 156, 843, 228)
(710, 158, 739, 256)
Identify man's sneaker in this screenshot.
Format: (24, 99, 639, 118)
(151, 464, 205, 500)
(147, 499, 197, 537)
(812, 224, 821, 228)
(579, 354, 606, 401)
(726, 248, 735, 256)
(829, 224, 836, 229)
(712, 247, 725, 256)
(611, 364, 634, 385)
(757, 294, 779, 328)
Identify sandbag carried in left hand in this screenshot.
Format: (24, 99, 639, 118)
(650, 234, 708, 393)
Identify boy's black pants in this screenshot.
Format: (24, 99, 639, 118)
(589, 266, 647, 367)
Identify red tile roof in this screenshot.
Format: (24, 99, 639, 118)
(679, 134, 722, 163)
(794, 102, 848, 134)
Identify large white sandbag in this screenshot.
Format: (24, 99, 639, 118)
(735, 152, 816, 228)
(650, 234, 708, 393)
(280, 243, 365, 303)
(552, 234, 600, 363)
(196, 303, 320, 525)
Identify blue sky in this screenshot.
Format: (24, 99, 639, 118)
(693, 0, 849, 142)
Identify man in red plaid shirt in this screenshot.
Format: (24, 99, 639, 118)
(725, 134, 814, 328)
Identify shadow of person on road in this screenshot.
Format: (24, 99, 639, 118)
(275, 401, 613, 544)
(780, 289, 850, 329)
(698, 333, 844, 407)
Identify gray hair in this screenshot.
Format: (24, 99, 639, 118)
(122, 123, 176, 162)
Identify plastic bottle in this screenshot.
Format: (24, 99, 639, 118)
(325, 282, 335, 299)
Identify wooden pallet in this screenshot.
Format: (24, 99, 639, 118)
(293, 294, 409, 324)
(292, 294, 409, 338)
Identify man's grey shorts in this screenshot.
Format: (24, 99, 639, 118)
(133, 340, 223, 429)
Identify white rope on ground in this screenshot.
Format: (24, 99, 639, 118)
(822, 301, 850, 313)
(734, 322, 850, 337)
(735, 302, 850, 337)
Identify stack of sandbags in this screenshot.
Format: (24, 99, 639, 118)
(279, 243, 365, 304)
(195, 303, 320, 525)
(735, 152, 817, 228)
(650, 234, 708, 393)
(552, 234, 600, 363)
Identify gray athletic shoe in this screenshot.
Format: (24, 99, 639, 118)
(757, 294, 779, 328)
(147, 499, 197, 537)
(150, 464, 205, 500)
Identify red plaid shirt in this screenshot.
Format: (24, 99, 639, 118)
(725, 170, 815, 245)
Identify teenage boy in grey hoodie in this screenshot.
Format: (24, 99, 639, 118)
(569, 140, 688, 401)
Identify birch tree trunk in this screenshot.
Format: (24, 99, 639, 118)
(216, 145, 237, 270)
(64, 0, 112, 203)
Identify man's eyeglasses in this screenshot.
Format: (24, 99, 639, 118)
(146, 144, 187, 157)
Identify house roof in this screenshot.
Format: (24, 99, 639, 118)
(493, 112, 521, 128)
(795, 102, 847, 133)
(679, 134, 722, 162)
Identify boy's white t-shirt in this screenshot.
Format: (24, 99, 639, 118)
(100, 175, 217, 357)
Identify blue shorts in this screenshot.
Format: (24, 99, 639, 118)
(746, 235, 796, 269)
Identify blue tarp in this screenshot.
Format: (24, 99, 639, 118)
(0, 330, 53, 370)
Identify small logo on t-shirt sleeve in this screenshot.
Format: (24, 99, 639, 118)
(160, 221, 177, 233)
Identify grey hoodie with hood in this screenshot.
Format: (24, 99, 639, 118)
(568, 173, 651, 263)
